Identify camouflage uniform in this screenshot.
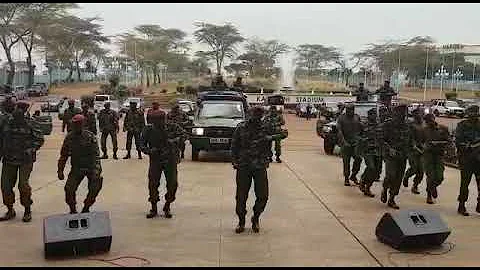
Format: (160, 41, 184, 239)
(265, 107, 286, 163)
(375, 81, 397, 108)
(376, 106, 391, 182)
(98, 105, 119, 159)
(358, 108, 381, 197)
(381, 104, 413, 209)
(81, 106, 97, 135)
(62, 102, 81, 133)
(123, 104, 146, 159)
(231, 107, 272, 233)
(57, 115, 103, 214)
(422, 114, 450, 204)
(455, 105, 480, 216)
(402, 110, 425, 193)
(140, 110, 186, 219)
(0, 103, 44, 222)
(167, 105, 189, 160)
(353, 83, 370, 102)
(337, 104, 363, 186)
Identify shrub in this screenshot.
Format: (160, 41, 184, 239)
(445, 92, 457, 100)
(108, 74, 120, 89)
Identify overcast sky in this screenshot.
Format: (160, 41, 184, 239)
(74, 3, 480, 56)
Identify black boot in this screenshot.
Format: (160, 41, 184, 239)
(81, 206, 90, 213)
(0, 207, 16, 221)
(388, 196, 400, 209)
(22, 207, 32, 222)
(411, 185, 420, 195)
(100, 153, 108, 159)
(113, 152, 118, 160)
(163, 203, 172, 219)
(251, 215, 260, 233)
(426, 193, 434, 204)
(69, 204, 77, 214)
(276, 156, 282, 163)
(431, 186, 438, 199)
(402, 176, 409, 188)
(458, 202, 469, 216)
(146, 203, 158, 219)
(235, 216, 246, 234)
(364, 187, 375, 198)
(138, 151, 143, 160)
(350, 175, 359, 185)
(380, 188, 388, 203)
(123, 151, 131, 159)
(344, 177, 351, 187)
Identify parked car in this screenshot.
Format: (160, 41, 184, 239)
(28, 84, 48, 97)
(12, 85, 27, 100)
(120, 97, 144, 114)
(430, 99, 465, 118)
(407, 103, 431, 116)
(40, 96, 64, 112)
(296, 103, 318, 118)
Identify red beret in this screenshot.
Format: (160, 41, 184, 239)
(71, 114, 85, 123)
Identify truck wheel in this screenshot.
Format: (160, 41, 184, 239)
(192, 147, 200, 161)
(324, 138, 335, 155)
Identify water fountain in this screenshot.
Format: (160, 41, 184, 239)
(278, 51, 297, 91)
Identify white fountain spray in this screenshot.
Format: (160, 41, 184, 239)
(278, 51, 297, 91)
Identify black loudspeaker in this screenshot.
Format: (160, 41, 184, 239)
(375, 209, 451, 250)
(43, 211, 112, 258)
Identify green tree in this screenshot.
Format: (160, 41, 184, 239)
(296, 44, 342, 77)
(238, 38, 289, 78)
(193, 22, 244, 75)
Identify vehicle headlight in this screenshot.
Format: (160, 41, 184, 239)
(322, 126, 332, 133)
(192, 127, 204, 136)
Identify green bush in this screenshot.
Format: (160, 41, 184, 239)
(108, 74, 120, 89)
(445, 92, 457, 100)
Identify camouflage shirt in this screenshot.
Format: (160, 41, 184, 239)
(382, 119, 413, 157)
(98, 108, 119, 132)
(58, 130, 101, 173)
(0, 116, 45, 165)
(359, 121, 382, 156)
(63, 107, 82, 132)
(264, 111, 285, 134)
(139, 123, 187, 164)
(167, 109, 189, 128)
(337, 114, 362, 145)
(408, 120, 426, 154)
(455, 119, 480, 155)
(124, 109, 145, 132)
(423, 123, 450, 156)
(231, 120, 271, 169)
(82, 109, 97, 135)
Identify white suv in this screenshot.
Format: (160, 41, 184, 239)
(430, 99, 465, 118)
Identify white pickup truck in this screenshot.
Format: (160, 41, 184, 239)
(94, 94, 113, 113)
(430, 99, 465, 118)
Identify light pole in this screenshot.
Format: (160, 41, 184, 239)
(423, 46, 429, 101)
(436, 65, 448, 98)
(451, 51, 456, 91)
(472, 60, 477, 95)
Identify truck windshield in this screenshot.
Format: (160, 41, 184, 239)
(199, 102, 244, 119)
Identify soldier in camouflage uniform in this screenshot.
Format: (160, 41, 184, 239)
(265, 106, 286, 163)
(455, 105, 480, 216)
(380, 104, 413, 209)
(0, 101, 44, 222)
(375, 80, 397, 109)
(146, 102, 160, 125)
(98, 102, 119, 159)
(0, 97, 16, 131)
(123, 101, 146, 160)
(353, 83, 371, 102)
(402, 108, 425, 194)
(167, 104, 189, 159)
(231, 106, 274, 234)
(422, 113, 450, 205)
(358, 108, 381, 197)
(375, 106, 391, 183)
(58, 114, 103, 214)
(140, 110, 186, 219)
(81, 103, 97, 135)
(62, 99, 81, 133)
(337, 103, 363, 186)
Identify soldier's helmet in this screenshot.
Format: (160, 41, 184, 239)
(465, 105, 480, 118)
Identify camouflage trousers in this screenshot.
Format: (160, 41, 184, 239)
(341, 144, 362, 180)
(404, 152, 424, 187)
(100, 130, 118, 154)
(148, 161, 178, 204)
(457, 157, 480, 203)
(383, 155, 407, 196)
(125, 131, 141, 152)
(361, 155, 382, 188)
(235, 166, 269, 218)
(271, 139, 282, 157)
(423, 153, 444, 196)
(1, 163, 33, 207)
(64, 169, 103, 208)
